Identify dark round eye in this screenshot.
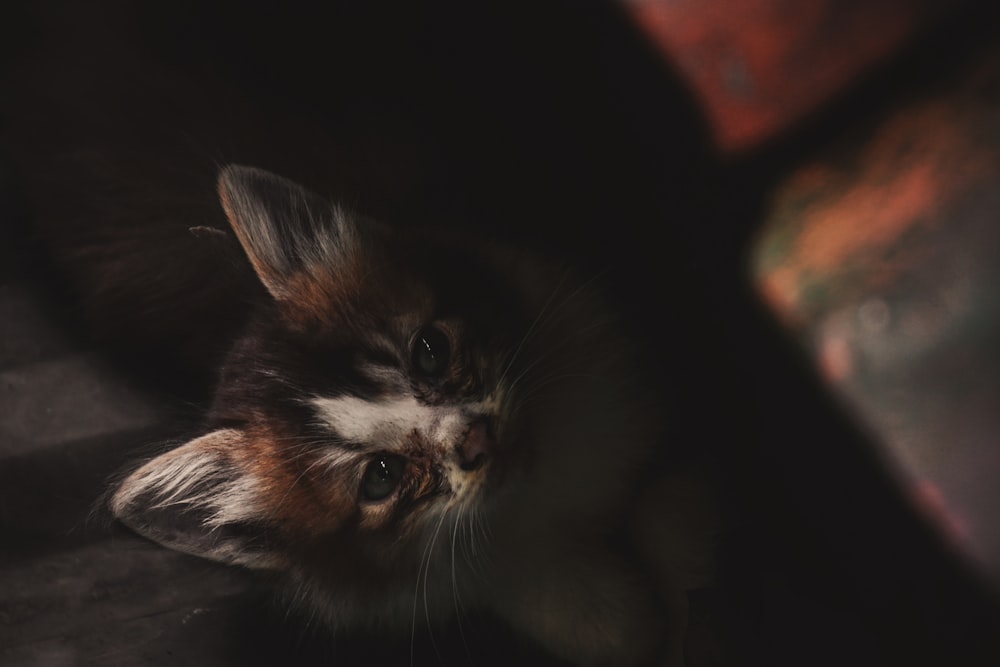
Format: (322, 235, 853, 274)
(411, 326, 450, 378)
(362, 455, 406, 502)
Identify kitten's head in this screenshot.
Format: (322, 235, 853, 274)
(110, 165, 649, 620)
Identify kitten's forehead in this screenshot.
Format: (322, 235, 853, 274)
(355, 358, 411, 391)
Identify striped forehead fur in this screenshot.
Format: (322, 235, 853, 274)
(355, 361, 410, 392)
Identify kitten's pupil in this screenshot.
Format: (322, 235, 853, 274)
(412, 326, 450, 378)
(362, 455, 405, 501)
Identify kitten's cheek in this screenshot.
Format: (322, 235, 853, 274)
(358, 509, 388, 531)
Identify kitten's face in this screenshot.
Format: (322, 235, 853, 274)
(110, 166, 569, 581)
(208, 232, 530, 552)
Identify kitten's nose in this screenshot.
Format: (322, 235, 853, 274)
(458, 420, 495, 471)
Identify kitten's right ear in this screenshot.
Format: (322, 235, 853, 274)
(217, 164, 361, 301)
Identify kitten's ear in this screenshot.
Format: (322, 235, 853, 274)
(110, 429, 286, 570)
(216, 164, 361, 300)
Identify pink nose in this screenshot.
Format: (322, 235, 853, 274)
(458, 420, 494, 471)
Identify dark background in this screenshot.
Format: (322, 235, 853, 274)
(3, 1, 1000, 665)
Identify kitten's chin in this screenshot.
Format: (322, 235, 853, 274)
(469, 451, 518, 507)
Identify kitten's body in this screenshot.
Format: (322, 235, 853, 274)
(3, 4, 717, 664)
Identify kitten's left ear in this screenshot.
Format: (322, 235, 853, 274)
(217, 164, 363, 301)
(110, 429, 287, 570)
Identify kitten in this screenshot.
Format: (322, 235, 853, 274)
(106, 163, 692, 665)
(3, 5, 718, 663)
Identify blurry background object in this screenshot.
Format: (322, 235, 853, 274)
(624, 0, 1000, 663)
(623, 0, 949, 152)
(752, 54, 1000, 584)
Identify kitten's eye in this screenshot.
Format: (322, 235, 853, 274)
(411, 326, 450, 378)
(362, 455, 406, 502)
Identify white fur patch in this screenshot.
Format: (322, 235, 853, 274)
(310, 395, 469, 448)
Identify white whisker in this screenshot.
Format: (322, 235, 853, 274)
(451, 505, 474, 664)
(411, 512, 439, 666)
(423, 512, 448, 666)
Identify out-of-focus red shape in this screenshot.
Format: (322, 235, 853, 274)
(622, 0, 926, 152)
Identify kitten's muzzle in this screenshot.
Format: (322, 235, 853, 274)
(458, 419, 495, 471)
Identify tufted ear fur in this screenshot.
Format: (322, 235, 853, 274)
(216, 165, 362, 301)
(110, 429, 286, 569)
